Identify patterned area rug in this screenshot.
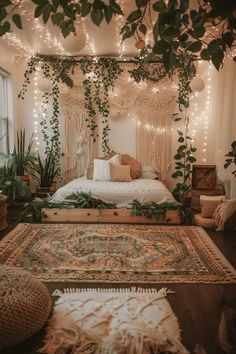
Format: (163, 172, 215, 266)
(0, 223, 235, 283)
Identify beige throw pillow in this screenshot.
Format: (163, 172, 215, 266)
(120, 154, 142, 179)
(110, 164, 132, 182)
(109, 154, 121, 165)
(200, 195, 226, 218)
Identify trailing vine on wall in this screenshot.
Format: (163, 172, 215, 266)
(79, 57, 123, 154)
(19, 54, 196, 156)
(128, 55, 196, 112)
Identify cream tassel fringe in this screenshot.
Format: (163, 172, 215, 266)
(39, 315, 189, 354)
(39, 288, 189, 354)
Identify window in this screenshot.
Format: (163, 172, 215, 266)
(0, 68, 9, 158)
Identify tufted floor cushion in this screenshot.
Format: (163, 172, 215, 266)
(194, 213, 216, 229)
(0, 267, 52, 350)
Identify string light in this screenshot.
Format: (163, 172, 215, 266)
(3, 33, 34, 62)
(114, 0, 125, 57)
(189, 61, 213, 163)
(81, 17, 97, 58)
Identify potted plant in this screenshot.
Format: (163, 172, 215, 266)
(11, 129, 35, 184)
(0, 160, 32, 203)
(224, 141, 236, 177)
(30, 146, 60, 194)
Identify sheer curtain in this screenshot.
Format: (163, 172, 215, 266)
(210, 59, 236, 198)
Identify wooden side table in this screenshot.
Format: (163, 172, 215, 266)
(191, 188, 225, 211)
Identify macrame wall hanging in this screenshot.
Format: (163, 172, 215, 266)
(60, 83, 98, 181)
(60, 65, 177, 182)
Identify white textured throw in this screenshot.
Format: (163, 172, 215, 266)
(93, 159, 111, 182)
(39, 288, 189, 354)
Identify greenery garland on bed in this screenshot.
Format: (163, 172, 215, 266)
(24, 191, 193, 223)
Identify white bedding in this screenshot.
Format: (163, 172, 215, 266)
(51, 177, 176, 208)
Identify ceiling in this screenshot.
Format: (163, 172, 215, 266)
(0, 0, 142, 59)
(0, 0, 222, 62)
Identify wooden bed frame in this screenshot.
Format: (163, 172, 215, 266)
(42, 208, 181, 224)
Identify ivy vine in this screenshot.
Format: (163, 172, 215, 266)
(19, 54, 197, 157)
(79, 57, 122, 154)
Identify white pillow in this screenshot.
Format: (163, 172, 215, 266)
(109, 154, 121, 165)
(93, 159, 111, 181)
(140, 165, 159, 179)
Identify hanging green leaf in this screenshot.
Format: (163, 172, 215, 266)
(153, 1, 166, 12)
(104, 6, 112, 23)
(12, 13, 23, 29)
(187, 41, 202, 52)
(153, 39, 171, 54)
(139, 23, 147, 35)
(90, 9, 104, 26)
(81, 1, 92, 16)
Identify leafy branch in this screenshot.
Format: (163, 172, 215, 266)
(121, 0, 236, 71)
(172, 121, 197, 203)
(224, 140, 236, 177)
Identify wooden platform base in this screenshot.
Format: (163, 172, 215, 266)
(42, 208, 180, 224)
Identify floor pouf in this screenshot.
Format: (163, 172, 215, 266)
(0, 267, 52, 350)
(194, 213, 216, 229)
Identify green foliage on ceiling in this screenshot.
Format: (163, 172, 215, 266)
(0, 0, 236, 70)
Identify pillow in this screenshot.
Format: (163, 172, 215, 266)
(214, 200, 236, 231)
(120, 154, 142, 179)
(109, 154, 121, 166)
(140, 165, 159, 179)
(110, 164, 132, 182)
(200, 195, 226, 218)
(93, 159, 111, 182)
(86, 155, 113, 179)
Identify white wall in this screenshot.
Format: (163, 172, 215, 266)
(0, 43, 19, 152)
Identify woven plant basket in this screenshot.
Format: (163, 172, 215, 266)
(0, 267, 52, 350)
(0, 195, 7, 231)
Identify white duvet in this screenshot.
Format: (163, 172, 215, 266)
(51, 177, 176, 208)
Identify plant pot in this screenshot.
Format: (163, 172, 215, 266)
(19, 175, 30, 185)
(36, 186, 51, 194)
(183, 194, 191, 207)
(0, 195, 8, 231)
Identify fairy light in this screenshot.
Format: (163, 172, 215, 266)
(33, 18, 66, 55)
(3, 33, 34, 62)
(32, 65, 45, 151)
(114, 0, 125, 57)
(189, 61, 213, 163)
(81, 17, 97, 57)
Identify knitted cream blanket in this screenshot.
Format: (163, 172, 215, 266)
(39, 288, 189, 354)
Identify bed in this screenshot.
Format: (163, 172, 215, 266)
(51, 177, 176, 208)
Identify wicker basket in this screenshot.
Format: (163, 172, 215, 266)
(0, 195, 7, 231)
(191, 186, 225, 211)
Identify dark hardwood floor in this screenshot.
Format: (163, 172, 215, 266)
(0, 210, 236, 354)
